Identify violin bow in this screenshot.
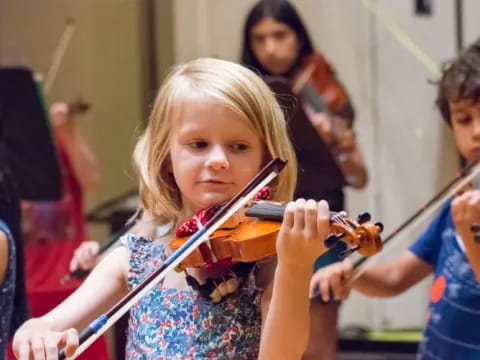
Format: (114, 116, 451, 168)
(44, 18, 75, 95)
(353, 159, 480, 271)
(59, 158, 287, 359)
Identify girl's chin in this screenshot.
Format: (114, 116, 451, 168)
(188, 194, 235, 212)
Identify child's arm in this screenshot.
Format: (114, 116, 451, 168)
(258, 199, 330, 360)
(12, 246, 130, 359)
(452, 189, 480, 282)
(310, 250, 432, 301)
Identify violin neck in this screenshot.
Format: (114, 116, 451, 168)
(246, 201, 339, 221)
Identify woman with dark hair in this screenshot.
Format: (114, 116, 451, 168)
(241, 1, 368, 359)
(0, 167, 29, 360)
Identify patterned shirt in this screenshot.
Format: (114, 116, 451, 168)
(0, 220, 16, 360)
(122, 234, 263, 360)
(409, 201, 480, 359)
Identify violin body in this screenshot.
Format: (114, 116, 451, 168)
(171, 201, 383, 270)
(170, 217, 280, 269)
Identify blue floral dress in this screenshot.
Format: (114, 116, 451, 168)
(122, 234, 263, 360)
(0, 220, 16, 360)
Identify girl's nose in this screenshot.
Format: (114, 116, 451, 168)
(205, 146, 229, 170)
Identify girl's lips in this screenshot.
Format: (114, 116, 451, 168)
(203, 179, 228, 184)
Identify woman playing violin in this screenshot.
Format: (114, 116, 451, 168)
(241, 1, 368, 358)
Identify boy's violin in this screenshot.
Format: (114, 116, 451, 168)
(170, 195, 384, 270)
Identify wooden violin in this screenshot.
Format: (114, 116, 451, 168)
(170, 200, 383, 270)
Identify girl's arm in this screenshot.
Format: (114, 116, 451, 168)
(13, 246, 130, 359)
(0, 231, 8, 284)
(258, 199, 330, 360)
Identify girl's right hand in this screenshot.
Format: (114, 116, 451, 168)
(12, 318, 79, 360)
(69, 241, 100, 273)
(309, 258, 354, 302)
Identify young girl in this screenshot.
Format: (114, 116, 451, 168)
(12, 58, 331, 360)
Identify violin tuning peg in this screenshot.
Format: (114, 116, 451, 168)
(375, 222, 384, 233)
(325, 233, 344, 249)
(357, 212, 371, 224)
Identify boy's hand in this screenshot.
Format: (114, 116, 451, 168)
(452, 189, 480, 246)
(309, 258, 354, 302)
(69, 241, 100, 272)
(12, 318, 79, 360)
(276, 199, 330, 268)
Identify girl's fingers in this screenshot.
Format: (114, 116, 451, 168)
(304, 199, 318, 238)
(56, 329, 79, 358)
(31, 336, 46, 360)
(64, 329, 80, 357)
(282, 201, 295, 229)
(14, 338, 31, 360)
(43, 335, 59, 360)
(292, 199, 306, 233)
(316, 200, 330, 239)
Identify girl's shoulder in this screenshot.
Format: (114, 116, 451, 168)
(120, 232, 169, 288)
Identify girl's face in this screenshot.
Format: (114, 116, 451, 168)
(250, 17, 299, 75)
(450, 98, 480, 163)
(169, 101, 264, 215)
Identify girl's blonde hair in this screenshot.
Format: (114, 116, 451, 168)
(134, 57, 297, 225)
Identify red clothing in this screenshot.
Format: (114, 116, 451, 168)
(13, 139, 110, 360)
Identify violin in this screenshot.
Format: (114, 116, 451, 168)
(170, 200, 384, 270)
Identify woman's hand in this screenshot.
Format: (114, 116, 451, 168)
(12, 318, 79, 360)
(50, 102, 75, 136)
(276, 199, 330, 268)
(309, 258, 354, 302)
(69, 241, 100, 273)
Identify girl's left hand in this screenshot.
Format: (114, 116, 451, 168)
(276, 199, 330, 268)
(452, 189, 480, 246)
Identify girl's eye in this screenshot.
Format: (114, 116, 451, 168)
(232, 143, 249, 151)
(190, 141, 208, 149)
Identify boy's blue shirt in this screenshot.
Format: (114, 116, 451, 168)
(409, 200, 480, 359)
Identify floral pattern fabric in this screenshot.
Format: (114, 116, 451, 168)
(122, 234, 263, 360)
